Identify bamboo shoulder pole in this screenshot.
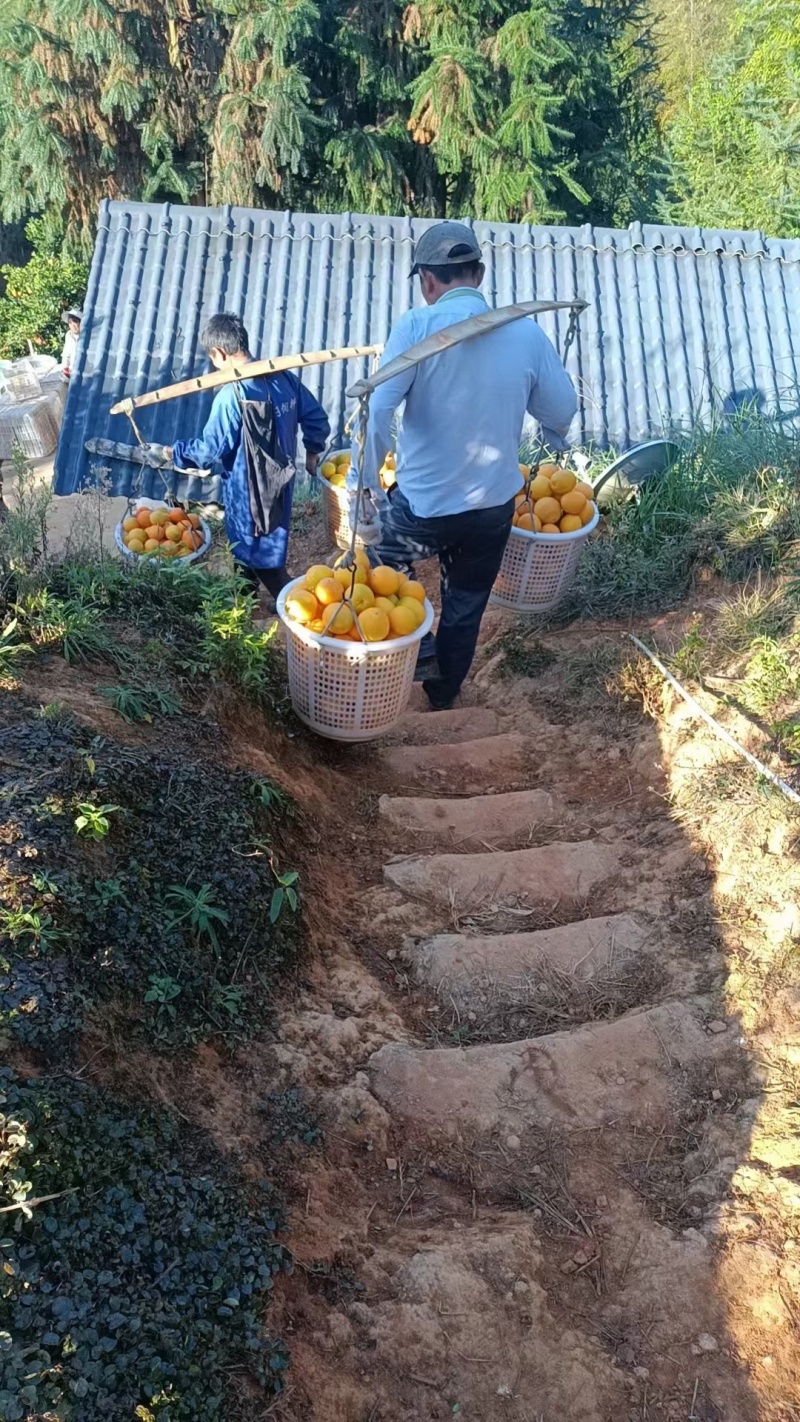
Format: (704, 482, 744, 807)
(346, 300, 587, 398)
(109, 342, 385, 416)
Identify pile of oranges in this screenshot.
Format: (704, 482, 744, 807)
(121, 505, 205, 559)
(513, 464, 597, 536)
(284, 552, 427, 643)
(319, 450, 397, 493)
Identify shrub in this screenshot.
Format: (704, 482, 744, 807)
(0, 1069, 288, 1421)
(0, 220, 88, 360)
(0, 714, 301, 1055)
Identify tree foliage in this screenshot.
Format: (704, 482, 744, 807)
(0, 0, 665, 247)
(665, 0, 800, 235)
(0, 220, 88, 358)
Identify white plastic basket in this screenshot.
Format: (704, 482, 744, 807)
(490, 507, 600, 613)
(277, 577, 435, 742)
(114, 499, 212, 567)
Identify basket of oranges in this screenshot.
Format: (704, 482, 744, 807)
(276, 551, 433, 742)
(317, 449, 397, 549)
(490, 464, 600, 614)
(115, 499, 211, 565)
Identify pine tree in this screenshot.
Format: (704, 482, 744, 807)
(0, 0, 211, 249)
(0, 0, 669, 244)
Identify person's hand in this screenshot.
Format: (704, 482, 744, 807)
(349, 490, 383, 547)
(305, 451, 320, 478)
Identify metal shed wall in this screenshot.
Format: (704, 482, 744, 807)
(54, 201, 800, 501)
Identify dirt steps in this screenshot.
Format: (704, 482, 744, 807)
(378, 786, 559, 847)
(383, 839, 621, 910)
(411, 911, 654, 1001)
(389, 705, 501, 744)
(379, 733, 527, 792)
(369, 1002, 732, 1136)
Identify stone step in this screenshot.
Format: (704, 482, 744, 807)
(369, 1002, 730, 1137)
(378, 787, 558, 848)
(384, 840, 620, 912)
(380, 734, 527, 793)
(413, 912, 652, 1000)
(390, 706, 500, 745)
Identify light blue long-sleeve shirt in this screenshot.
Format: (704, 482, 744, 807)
(350, 287, 578, 519)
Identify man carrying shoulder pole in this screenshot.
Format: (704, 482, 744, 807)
(349, 221, 577, 711)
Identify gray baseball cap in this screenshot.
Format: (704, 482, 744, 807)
(410, 221, 482, 274)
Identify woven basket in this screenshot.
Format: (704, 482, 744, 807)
(277, 577, 435, 743)
(489, 507, 600, 613)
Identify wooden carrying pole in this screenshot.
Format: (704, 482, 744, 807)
(346, 300, 587, 400)
(109, 342, 385, 417)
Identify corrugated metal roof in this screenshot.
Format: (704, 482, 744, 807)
(54, 201, 800, 500)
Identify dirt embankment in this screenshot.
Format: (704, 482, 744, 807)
(13, 588, 800, 1422)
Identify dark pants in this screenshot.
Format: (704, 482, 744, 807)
(375, 490, 514, 705)
(237, 563, 291, 599)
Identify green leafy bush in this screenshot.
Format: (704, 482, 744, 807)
(0, 220, 88, 360)
(0, 713, 301, 1054)
(0, 1069, 288, 1421)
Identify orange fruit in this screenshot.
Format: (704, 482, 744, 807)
(533, 514, 542, 532)
(307, 618, 325, 633)
(167, 508, 185, 524)
(127, 539, 145, 555)
(187, 512, 201, 530)
(576, 480, 593, 501)
(516, 511, 534, 531)
(303, 563, 335, 591)
(122, 515, 138, 533)
(560, 513, 583, 533)
(151, 508, 170, 526)
(164, 523, 182, 543)
(541, 522, 561, 534)
(374, 596, 396, 616)
(145, 524, 164, 543)
(518, 463, 531, 479)
(398, 578, 425, 603)
(549, 468, 577, 496)
(389, 603, 418, 637)
(348, 583, 375, 614)
(514, 493, 527, 509)
(559, 489, 587, 517)
(528, 474, 552, 502)
(322, 601, 355, 635)
(333, 567, 354, 591)
(580, 500, 597, 526)
(533, 496, 562, 525)
(537, 463, 561, 480)
(358, 607, 390, 642)
(398, 596, 426, 629)
(369, 564, 402, 598)
(286, 588, 319, 624)
(136, 507, 152, 529)
(315, 577, 344, 607)
(181, 528, 203, 550)
(144, 538, 160, 551)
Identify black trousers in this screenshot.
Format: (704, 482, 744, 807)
(236, 563, 291, 599)
(374, 490, 514, 703)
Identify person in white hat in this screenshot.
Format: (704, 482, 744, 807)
(60, 307, 83, 376)
(349, 220, 577, 711)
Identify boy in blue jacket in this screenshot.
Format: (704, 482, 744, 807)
(169, 313, 330, 597)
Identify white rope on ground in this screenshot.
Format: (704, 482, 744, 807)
(628, 633, 800, 807)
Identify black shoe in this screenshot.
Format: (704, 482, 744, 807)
(422, 678, 457, 711)
(413, 656, 439, 683)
